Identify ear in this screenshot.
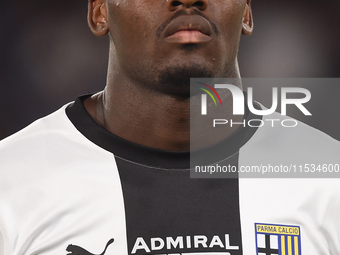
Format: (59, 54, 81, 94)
(242, 0, 253, 35)
(88, 0, 109, 36)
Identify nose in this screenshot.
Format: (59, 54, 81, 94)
(166, 0, 208, 11)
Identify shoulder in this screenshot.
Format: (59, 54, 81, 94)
(240, 110, 340, 177)
(242, 110, 340, 155)
(0, 104, 119, 254)
(0, 104, 112, 191)
(0, 104, 74, 163)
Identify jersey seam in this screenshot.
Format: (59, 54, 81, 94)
(113, 151, 239, 171)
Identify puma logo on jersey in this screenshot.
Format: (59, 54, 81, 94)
(66, 238, 114, 255)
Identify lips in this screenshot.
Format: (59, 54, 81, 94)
(163, 15, 213, 43)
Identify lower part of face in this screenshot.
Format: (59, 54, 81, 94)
(107, 0, 246, 96)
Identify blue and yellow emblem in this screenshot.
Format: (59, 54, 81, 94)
(255, 223, 302, 255)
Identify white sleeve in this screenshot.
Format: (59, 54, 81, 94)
(0, 227, 5, 255)
(323, 187, 340, 254)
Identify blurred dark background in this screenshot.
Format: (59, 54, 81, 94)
(1, 0, 339, 140)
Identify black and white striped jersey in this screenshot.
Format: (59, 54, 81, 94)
(0, 96, 339, 255)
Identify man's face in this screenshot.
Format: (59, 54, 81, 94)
(105, 0, 250, 95)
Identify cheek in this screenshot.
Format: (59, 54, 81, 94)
(108, 2, 158, 55)
(107, 1, 163, 71)
(218, 4, 245, 45)
(211, 0, 245, 31)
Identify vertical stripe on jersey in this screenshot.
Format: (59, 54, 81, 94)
(115, 157, 243, 255)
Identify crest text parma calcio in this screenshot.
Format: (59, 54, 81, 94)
(255, 223, 301, 255)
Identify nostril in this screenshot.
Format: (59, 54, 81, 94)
(167, 0, 208, 11)
(171, 0, 183, 7)
(193, 1, 204, 7)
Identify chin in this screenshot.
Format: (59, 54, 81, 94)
(157, 63, 215, 97)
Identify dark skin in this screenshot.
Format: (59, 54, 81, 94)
(85, 0, 253, 151)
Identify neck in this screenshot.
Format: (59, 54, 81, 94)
(84, 61, 243, 151)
